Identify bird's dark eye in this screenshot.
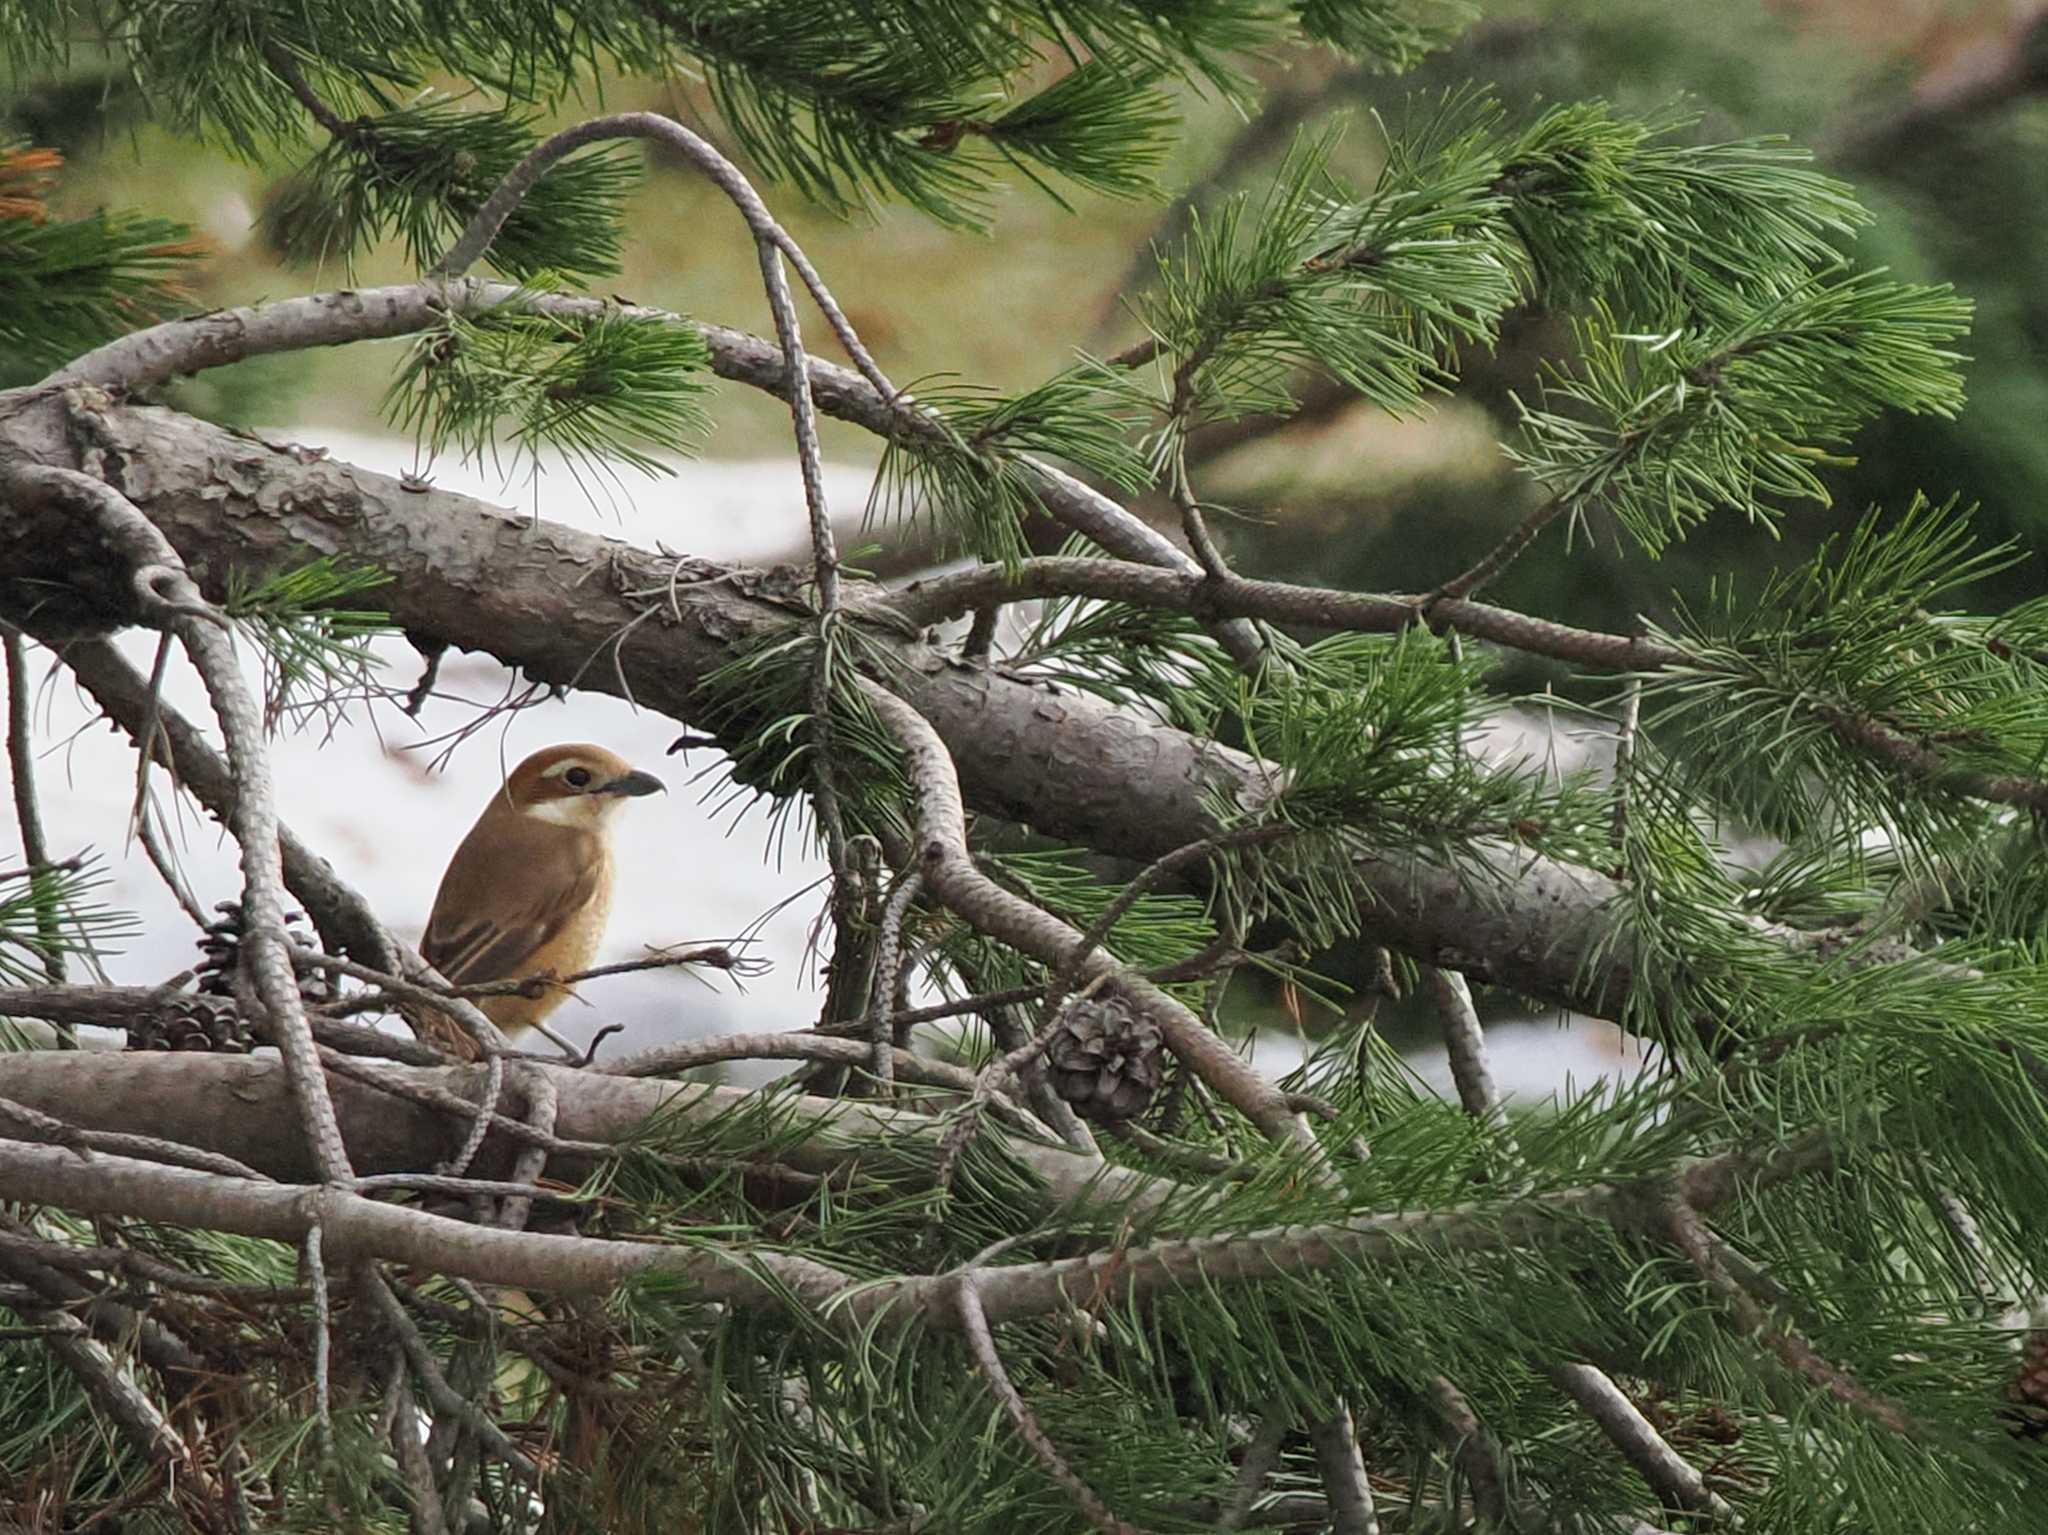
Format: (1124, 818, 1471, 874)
(564, 766, 593, 789)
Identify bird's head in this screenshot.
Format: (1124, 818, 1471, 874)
(496, 744, 666, 829)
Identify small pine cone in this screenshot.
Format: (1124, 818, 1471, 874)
(1044, 995, 1165, 1124)
(2005, 1327, 2048, 1441)
(126, 992, 251, 1054)
(194, 901, 320, 1002)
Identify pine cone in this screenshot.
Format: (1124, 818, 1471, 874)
(1044, 995, 1165, 1124)
(2005, 1327, 2048, 1441)
(194, 900, 320, 1003)
(125, 991, 251, 1053)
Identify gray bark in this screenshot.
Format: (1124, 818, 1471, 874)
(0, 1048, 1163, 1214)
(0, 388, 1650, 1023)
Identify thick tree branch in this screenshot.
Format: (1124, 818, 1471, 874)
(0, 1123, 1830, 1330)
(0, 391, 1976, 1033)
(0, 1047, 1164, 1217)
(44, 277, 1265, 663)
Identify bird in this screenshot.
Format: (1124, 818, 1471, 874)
(405, 744, 664, 1059)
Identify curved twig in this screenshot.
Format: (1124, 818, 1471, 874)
(861, 678, 1324, 1160)
(1, 451, 354, 1186)
(953, 1271, 1154, 1535)
(2, 631, 65, 988)
(48, 278, 1266, 665)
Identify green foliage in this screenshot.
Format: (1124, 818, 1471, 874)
(1509, 275, 1971, 554)
(1133, 115, 1522, 442)
(1649, 497, 2046, 867)
(1493, 101, 1870, 319)
(0, 854, 137, 985)
(978, 60, 1178, 207)
(223, 556, 394, 732)
(0, 142, 198, 385)
(260, 99, 637, 280)
(385, 296, 715, 483)
(1192, 629, 1602, 950)
(872, 371, 1153, 562)
(1296, 0, 1476, 72)
(5, 0, 1471, 241)
(693, 617, 913, 858)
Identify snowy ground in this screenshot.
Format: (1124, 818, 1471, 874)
(6, 428, 1653, 1101)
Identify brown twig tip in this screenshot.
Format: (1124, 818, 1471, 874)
(576, 1022, 627, 1066)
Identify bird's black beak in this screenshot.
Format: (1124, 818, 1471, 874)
(599, 769, 666, 798)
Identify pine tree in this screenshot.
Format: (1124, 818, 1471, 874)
(1, 3, 2045, 1532)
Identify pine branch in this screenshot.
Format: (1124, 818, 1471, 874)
(862, 679, 1323, 1158)
(51, 276, 1268, 665)
(953, 1272, 1152, 1535)
(0, 1113, 1843, 1320)
(0, 449, 354, 1186)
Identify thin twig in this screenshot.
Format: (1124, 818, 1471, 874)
(863, 680, 1322, 1160)
(1219, 1406, 1291, 1531)
(306, 1223, 334, 1463)
(867, 871, 923, 1089)
(136, 804, 211, 930)
(1612, 677, 1642, 851)
(1429, 490, 1568, 605)
(1043, 825, 1293, 1022)
(1098, 1119, 1254, 1181)
(1424, 1375, 1510, 1526)
(0, 1229, 306, 1300)
(318, 943, 761, 1018)
(954, 1272, 1152, 1535)
(1169, 438, 1232, 581)
(933, 972, 1110, 1195)
(1545, 1363, 1734, 1526)
(0, 1093, 269, 1179)
(125, 631, 210, 927)
(1423, 967, 1502, 1122)
(387, 1370, 452, 1535)
(13, 450, 354, 1185)
(893, 555, 1688, 674)
(962, 604, 1000, 661)
(603, 1030, 1019, 1110)
(366, 1268, 542, 1483)
(355, 1171, 585, 1202)
(496, 1066, 559, 1233)
(440, 1050, 503, 1179)
(287, 945, 517, 1060)
(1664, 1198, 1916, 1436)
(55, 633, 404, 974)
(3, 630, 65, 989)
(0, 1226, 221, 1501)
(1428, 954, 1729, 1526)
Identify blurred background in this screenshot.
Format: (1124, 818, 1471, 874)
(6, 0, 2046, 1096)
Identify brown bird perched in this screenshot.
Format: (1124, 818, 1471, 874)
(406, 744, 664, 1059)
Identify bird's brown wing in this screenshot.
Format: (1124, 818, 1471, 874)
(421, 833, 606, 985)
